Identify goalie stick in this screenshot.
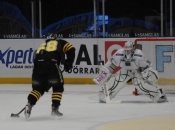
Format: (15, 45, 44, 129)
(99, 55, 121, 104)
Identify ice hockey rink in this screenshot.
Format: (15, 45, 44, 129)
(0, 84, 175, 130)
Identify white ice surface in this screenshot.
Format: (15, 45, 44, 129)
(0, 84, 175, 130)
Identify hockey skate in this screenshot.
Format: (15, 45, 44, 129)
(24, 102, 33, 119)
(157, 89, 168, 103)
(157, 95, 168, 103)
(51, 106, 63, 117)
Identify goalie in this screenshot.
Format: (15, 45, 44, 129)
(93, 41, 168, 103)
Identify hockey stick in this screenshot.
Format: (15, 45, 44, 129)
(11, 67, 64, 118)
(98, 55, 121, 104)
(11, 107, 25, 117)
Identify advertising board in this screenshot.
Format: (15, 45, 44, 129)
(0, 38, 175, 84)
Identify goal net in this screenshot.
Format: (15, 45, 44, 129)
(133, 38, 175, 95)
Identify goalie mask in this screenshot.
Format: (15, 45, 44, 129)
(123, 41, 135, 59)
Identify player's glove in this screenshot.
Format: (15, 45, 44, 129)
(64, 59, 73, 72)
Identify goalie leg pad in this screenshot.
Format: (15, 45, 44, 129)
(93, 66, 112, 86)
(141, 69, 159, 83)
(133, 77, 168, 103)
(99, 69, 132, 103)
(149, 70, 159, 83)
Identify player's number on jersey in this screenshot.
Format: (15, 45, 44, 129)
(36, 41, 58, 54)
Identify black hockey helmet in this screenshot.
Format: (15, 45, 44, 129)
(44, 33, 57, 42)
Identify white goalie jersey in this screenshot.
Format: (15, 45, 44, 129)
(105, 48, 153, 74)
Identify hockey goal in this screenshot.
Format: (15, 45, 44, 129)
(133, 38, 175, 95)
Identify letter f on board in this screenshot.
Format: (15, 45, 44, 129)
(156, 45, 173, 72)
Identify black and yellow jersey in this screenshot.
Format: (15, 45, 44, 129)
(35, 39, 75, 65)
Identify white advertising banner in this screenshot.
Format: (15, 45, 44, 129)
(0, 38, 175, 80)
(0, 38, 133, 78)
(0, 39, 38, 77)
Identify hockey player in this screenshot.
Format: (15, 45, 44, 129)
(24, 34, 75, 119)
(93, 41, 168, 103)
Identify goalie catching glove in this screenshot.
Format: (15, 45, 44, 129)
(64, 59, 73, 72)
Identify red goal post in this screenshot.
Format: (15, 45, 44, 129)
(133, 38, 175, 95)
